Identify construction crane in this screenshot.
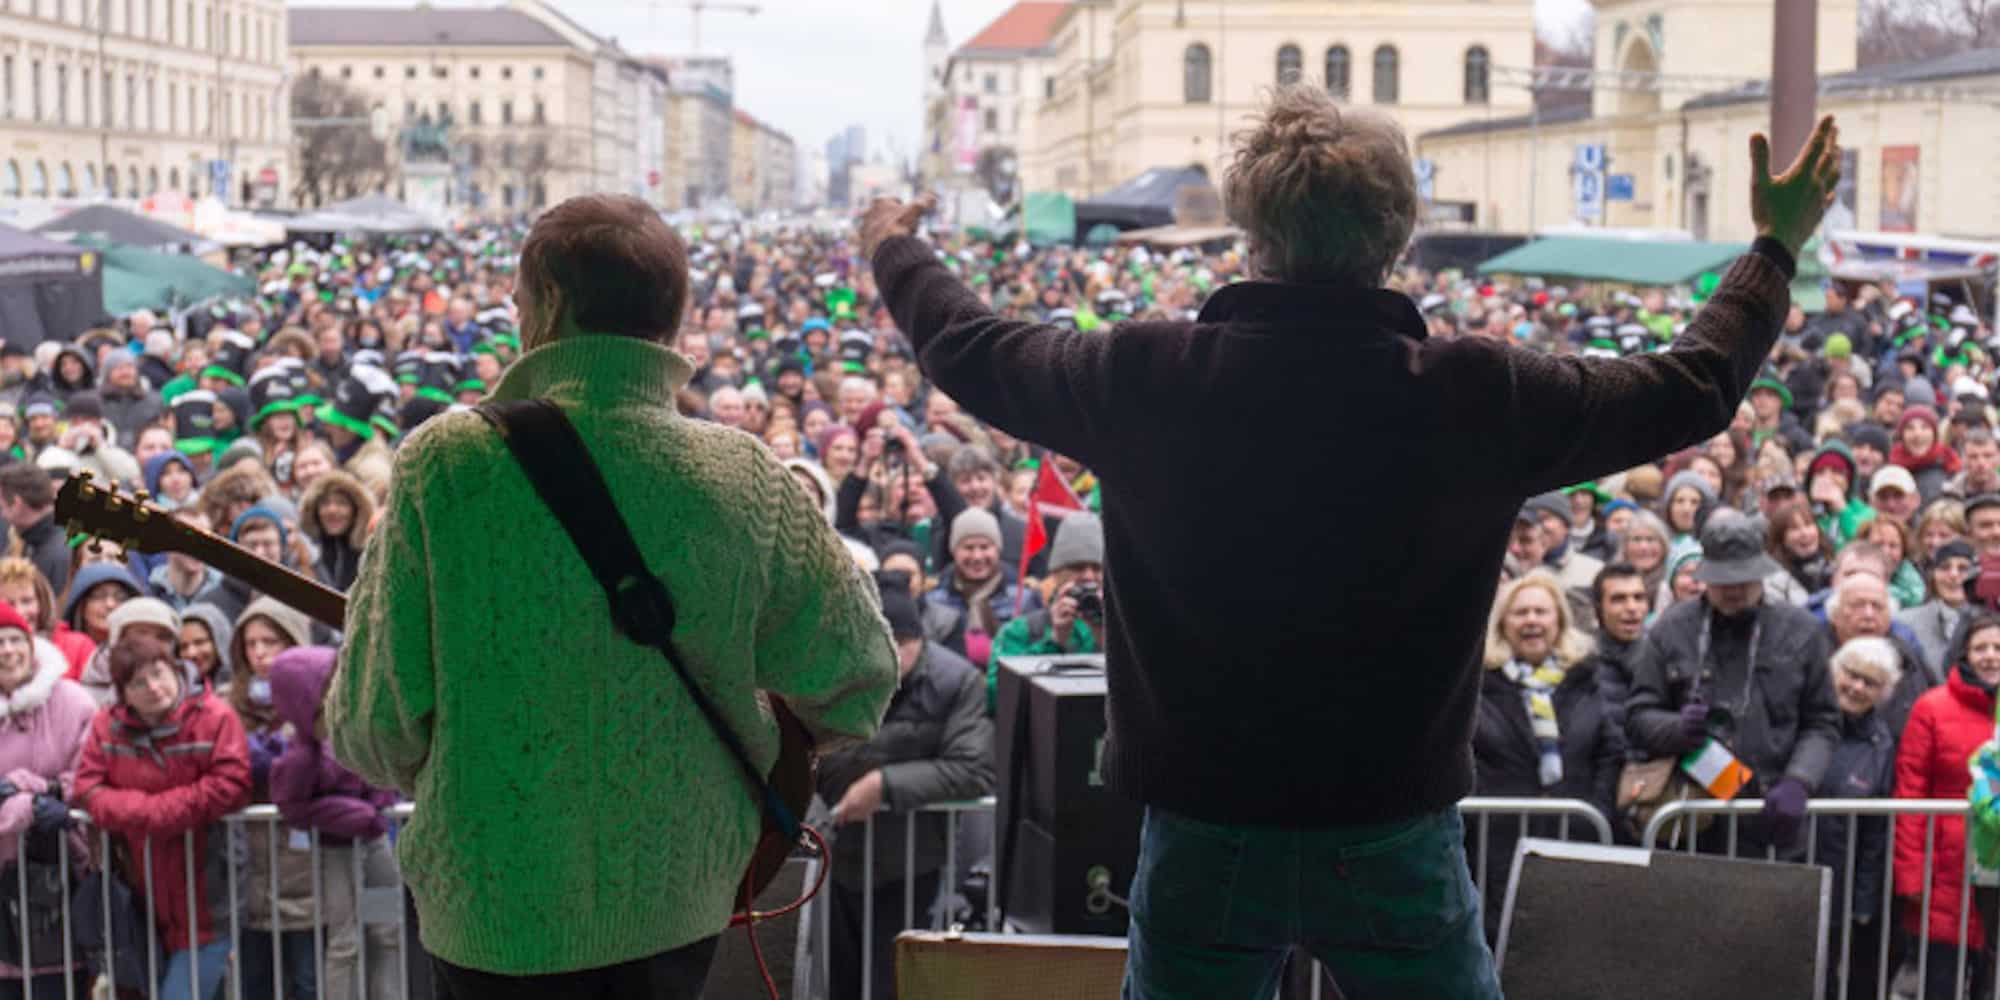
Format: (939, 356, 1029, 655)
(653, 1, 760, 55)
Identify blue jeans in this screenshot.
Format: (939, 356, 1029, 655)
(158, 938, 231, 1000)
(1122, 805, 1501, 1000)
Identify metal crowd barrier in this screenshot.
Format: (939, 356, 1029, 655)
(5, 802, 414, 1000)
(1644, 797, 2000, 1000)
(801, 796, 1617, 1000)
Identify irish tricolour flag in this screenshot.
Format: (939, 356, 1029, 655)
(1680, 740, 1754, 801)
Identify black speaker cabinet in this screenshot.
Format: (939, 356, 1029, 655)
(994, 655, 1142, 936)
(1497, 838, 1830, 1000)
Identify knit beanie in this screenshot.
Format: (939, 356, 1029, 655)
(1847, 422, 1893, 456)
(0, 601, 30, 641)
(949, 508, 1002, 551)
(1523, 491, 1572, 529)
(230, 505, 288, 551)
(1906, 377, 1939, 412)
(107, 597, 181, 649)
(1048, 513, 1104, 572)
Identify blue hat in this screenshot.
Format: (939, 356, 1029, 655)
(230, 505, 288, 553)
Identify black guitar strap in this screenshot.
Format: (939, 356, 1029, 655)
(473, 399, 800, 841)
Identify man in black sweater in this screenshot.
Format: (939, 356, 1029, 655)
(861, 85, 1841, 998)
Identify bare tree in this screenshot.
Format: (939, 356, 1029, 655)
(289, 74, 389, 208)
(1861, 0, 1998, 65)
(1533, 33, 1593, 114)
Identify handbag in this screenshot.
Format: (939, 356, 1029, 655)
(71, 839, 159, 991)
(0, 828, 77, 968)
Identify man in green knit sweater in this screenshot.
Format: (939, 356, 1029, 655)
(326, 194, 899, 999)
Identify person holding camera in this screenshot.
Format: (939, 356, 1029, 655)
(991, 513, 1106, 712)
(1626, 509, 1841, 857)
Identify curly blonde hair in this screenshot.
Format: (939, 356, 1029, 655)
(1224, 85, 1419, 287)
(1483, 570, 1595, 670)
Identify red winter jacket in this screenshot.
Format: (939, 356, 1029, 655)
(1895, 668, 1995, 945)
(70, 689, 251, 951)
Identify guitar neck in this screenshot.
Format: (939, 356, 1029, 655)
(176, 528, 348, 632)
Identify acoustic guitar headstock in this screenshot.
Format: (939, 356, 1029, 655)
(52, 471, 188, 557)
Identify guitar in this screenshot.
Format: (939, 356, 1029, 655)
(53, 471, 815, 907)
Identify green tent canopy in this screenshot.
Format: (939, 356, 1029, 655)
(1478, 238, 1750, 286)
(84, 242, 253, 315)
(1023, 191, 1076, 246)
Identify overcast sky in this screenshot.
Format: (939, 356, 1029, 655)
(296, 0, 1592, 161)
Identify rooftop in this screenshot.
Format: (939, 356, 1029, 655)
(289, 6, 569, 47)
(957, 2, 1068, 57)
(1682, 46, 2000, 110)
(1420, 104, 1592, 140)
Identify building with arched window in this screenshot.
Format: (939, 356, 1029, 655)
(0, 0, 289, 207)
(918, 1, 1067, 204)
(1021, 0, 1534, 199)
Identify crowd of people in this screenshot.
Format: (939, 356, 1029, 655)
(0, 203, 1992, 998)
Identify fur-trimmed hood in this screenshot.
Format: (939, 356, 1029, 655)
(297, 469, 376, 546)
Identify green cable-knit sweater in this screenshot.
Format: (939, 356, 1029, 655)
(326, 334, 899, 975)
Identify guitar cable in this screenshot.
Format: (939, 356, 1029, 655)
(729, 824, 831, 1000)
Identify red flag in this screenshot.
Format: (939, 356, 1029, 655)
(1016, 497, 1048, 615)
(1031, 460, 1087, 513)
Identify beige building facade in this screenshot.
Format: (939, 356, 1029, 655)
(1417, 0, 1879, 240)
(0, 0, 290, 208)
(290, 5, 599, 214)
(1024, 0, 1535, 200)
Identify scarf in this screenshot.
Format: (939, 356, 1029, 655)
(110, 688, 190, 768)
(953, 569, 1005, 637)
(1891, 441, 1961, 476)
(1501, 658, 1566, 788)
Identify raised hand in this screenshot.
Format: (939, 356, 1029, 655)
(857, 194, 938, 262)
(1750, 115, 1841, 260)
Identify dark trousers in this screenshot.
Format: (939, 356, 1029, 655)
(829, 873, 943, 1000)
(238, 928, 318, 1000)
(1919, 888, 2000, 1000)
(430, 936, 719, 1000)
(0, 970, 88, 999)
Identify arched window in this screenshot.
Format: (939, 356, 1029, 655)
(29, 161, 47, 198)
(84, 163, 96, 194)
(57, 162, 73, 197)
(125, 166, 137, 197)
(1183, 43, 1212, 103)
(167, 166, 178, 191)
(146, 166, 159, 194)
(1464, 45, 1490, 104)
(2, 162, 19, 198)
(1276, 44, 1302, 86)
(104, 164, 118, 197)
(1373, 45, 1399, 104)
(1325, 46, 1350, 99)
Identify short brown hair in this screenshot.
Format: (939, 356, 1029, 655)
(518, 195, 689, 347)
(0, 463, 53, 510)
(108, 632, 176, 692)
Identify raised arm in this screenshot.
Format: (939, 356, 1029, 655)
(861, 199, 1118, 465)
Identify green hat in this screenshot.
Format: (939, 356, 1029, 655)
(1826, 333, 1853, 360)
(454, 378, 486, 396)
(199, 365, 245, 388)
(1749, 376, 1794, 410)
(174, 436, 219, 456)
(1562, 481, 1615, 506)
(744, 326, 769, 341)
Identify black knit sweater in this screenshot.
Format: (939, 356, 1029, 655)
(873, 234, 1796, 827)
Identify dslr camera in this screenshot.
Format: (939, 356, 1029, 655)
(1067, 581, 1104, 620)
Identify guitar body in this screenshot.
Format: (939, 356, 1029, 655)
(55, 471, 820, 913)
(739, 697, 815, 907)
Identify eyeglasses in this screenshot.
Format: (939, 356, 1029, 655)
(1836, 666, 1886, 692)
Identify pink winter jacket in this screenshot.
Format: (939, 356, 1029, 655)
(0, 639, 98, 977)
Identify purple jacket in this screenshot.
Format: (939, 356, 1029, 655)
(267, 647, 396, 842)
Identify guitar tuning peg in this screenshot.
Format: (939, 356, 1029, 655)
(133, 489, 152, 503)
(63, 520, 82, 538)
(73, 470, 92, 483)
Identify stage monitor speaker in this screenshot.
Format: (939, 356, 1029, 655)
(1496, 838, 1829, 1000)
(701, 855, 810, 999)
(994, 655, 1142, 937)
(896, 930, 1127, 999)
